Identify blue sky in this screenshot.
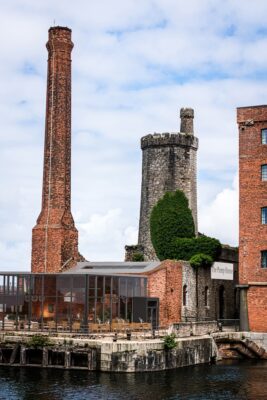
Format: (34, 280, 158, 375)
(1, 0, 267, 270)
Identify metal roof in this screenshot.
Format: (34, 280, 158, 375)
(62, 261, 161, 275)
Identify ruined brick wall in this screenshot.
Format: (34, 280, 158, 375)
(31, 27, 79, 273)
(147, 260, 183, 326)
(238, 105, 267, 331)
(138, 108, 198, 260)
(146, 256, 237, 327)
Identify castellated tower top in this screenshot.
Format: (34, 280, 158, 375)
(180, 107, 194, 134)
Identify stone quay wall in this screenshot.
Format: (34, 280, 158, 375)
(0, 333, 216, 373)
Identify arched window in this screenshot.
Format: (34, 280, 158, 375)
(183, 284, 187, 306)
(219, 285, 225, 319)
(204, 286, 209, 307)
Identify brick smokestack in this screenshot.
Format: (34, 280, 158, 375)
(31, 27, 79, 273)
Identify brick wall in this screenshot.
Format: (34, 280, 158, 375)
(147, 260, 183, 326)
(238, 105, 267, 283)
(238, 105, 267, 332)
(247, 286, 267, 332)
(31, 27, 79, 273)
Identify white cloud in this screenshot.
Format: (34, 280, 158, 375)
(78, 209, 138, 261)
(199, 175, 239, 246)
(1, 0, 267, 269)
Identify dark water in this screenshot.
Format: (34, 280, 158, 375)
(0, 361, 266, 400)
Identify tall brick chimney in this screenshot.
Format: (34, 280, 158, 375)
(31, 27, 79, 273)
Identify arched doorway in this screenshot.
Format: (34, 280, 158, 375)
(219, 285, 225, 319)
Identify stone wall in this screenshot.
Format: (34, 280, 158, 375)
(172, 321, 218, 337)
(145, 257, 238, 327)
(182, 261, 238, 322)
(0, 333, 217, 373)
(213, 332, 267, 359)
(100, 336, 215, 372)
(137, 109, 198, 260)
(124, 245, 144, 262)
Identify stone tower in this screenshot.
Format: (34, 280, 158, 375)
(31, 27, 79, 273)
(138, 108, 198, 260)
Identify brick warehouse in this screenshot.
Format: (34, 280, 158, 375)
(238, 105, 267, 332)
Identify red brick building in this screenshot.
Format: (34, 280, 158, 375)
(31, 27, 79, 273)
(238, 105, 267, 332)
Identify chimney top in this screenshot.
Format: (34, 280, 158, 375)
(47, 26, 73, 52)
(49, 26, 72, 33)
(180, 107, 194, 134)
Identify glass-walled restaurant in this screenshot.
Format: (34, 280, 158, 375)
(0, 273, 150, 332)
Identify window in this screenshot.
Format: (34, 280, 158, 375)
(261, 165, 267, 181)
(262, 129, 267, 144)
(262, 208, 267, 224)
(204, 286, 209, 307)
(182, 285, 187, 306)
(261, 251, 267, 268)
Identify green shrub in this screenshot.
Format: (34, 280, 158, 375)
(163, 333, 177, 350)
(150, 191, 195, 260)
(132, 252, 144, 262)
(150, 190, 221, 262)
(189, 253, 213, 268)
(173, 236, 221, 261)
(27, 335, 51, 348)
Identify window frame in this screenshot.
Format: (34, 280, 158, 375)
(262, 129, 267, 144)
(261, 250, 267, 268)
(261, 164, 267, 181)
(261, 207, 267, 224)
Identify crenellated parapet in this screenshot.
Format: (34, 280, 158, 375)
(141, 132, 198, 150)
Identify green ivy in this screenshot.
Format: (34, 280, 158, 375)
(132, 252, 144, 262)
(173, 236, 221, 261)
(150, 191, 195, 260)
(150, 190, 221, 261)
(189, 253, 213, 268)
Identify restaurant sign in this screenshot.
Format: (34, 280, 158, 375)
(211, 262, 233, 280)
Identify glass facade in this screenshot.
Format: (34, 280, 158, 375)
(0, 274, 148, 332)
